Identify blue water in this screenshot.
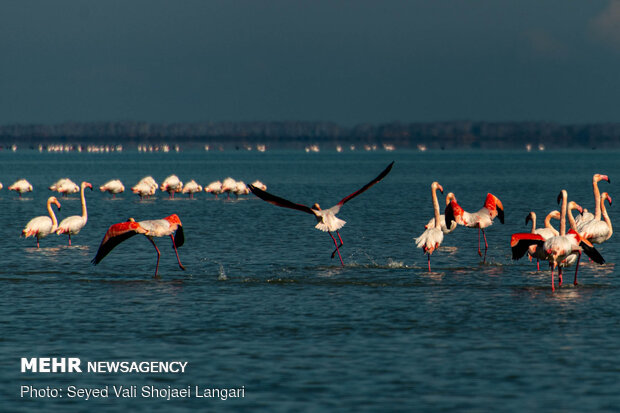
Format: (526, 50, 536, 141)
(1, 149, 619, 412)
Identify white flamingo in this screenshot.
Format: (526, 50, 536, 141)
(575, 173, 610, 228)
(21, 196, 61, 248)
(415, 182, 445, 271)
(56, 182, 93, 246)
(132, 176, 158, 199)
(234, 181, 250, 197)
(221, 177, 237, 199)
(248, 162, 394, 266)
(205, 181, 223, 198)
(251, 180, 267, 191)
(182, 180, 203, 198)
(8, 179, 33, 197)
(525, 210, 561, 271)
(99, 179, 125, 198)
(49, 178, 80, 197)
(160, 175, 183, 199)
(579, 192, 613, 245)
(445, 192, 504, 260)
(425, 192, 457, 234)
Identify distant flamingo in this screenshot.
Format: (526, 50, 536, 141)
(182, 180, 203, 198)
(251, 180, 267, 191)
(132, 176, 157, 199)
(56, 181, 92, 246)
(205, 181, 223, 198)
(21, 196, 61, 248)
(99, 179, 125, 198)
(511, 190, 604, 290)
(160, 175, 183, 199)
(49, 178, 79, 197)
(415, 182, 445, 271)
(249, 162, 394, 266)
(425, 192, 457, 234)
(579, 192, 612, 245)
(8, 179, 33, 197)
(445, 193, 504, 260)
(92, 214, 185, 278)
(234, 181, 250, 197)
(575, 173, 610, 228)
(221, 178, 237, 199)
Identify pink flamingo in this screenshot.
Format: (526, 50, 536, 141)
(525, 210, 561, 271)
(579, 192, 613, 245)
(21, 196, 61, 248)
(9, 179, 33, 197)
(56, 182, 93, 246)
(445, 193, 504, 260)
(92, 214, 185, 278)
(99, 179, 125, 198)
(415, 182, 445, 271)
(424, 192, 457, 234)
(575, 173, 610, 227)
(248, 162, 394, 266)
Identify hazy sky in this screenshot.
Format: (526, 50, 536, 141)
(1, 1, 620, 125)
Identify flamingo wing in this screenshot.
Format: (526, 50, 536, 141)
(91, 221, 144, 265)
(248, 185, 314, 215)
(580, 241, 605, 265)
(510, 233, 545, 260)
(174, 225, 185, 248)
(336, 161, 394, 206)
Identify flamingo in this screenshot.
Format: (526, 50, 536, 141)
(575, 173, 610, 228)
(248, 162, 394, 266)
(525, 210, 561, 271)
(21, 196, 61, 248)
(99, 179, 125, 198)
(8, 179, 33, 197)
(251, 180, 267, 191)
(92, 214, 185, 278)
(415, 182, 445, 271)
(424, 192, 457, 234)
(221, 178, 237, 199)
(579, 192, 613, 245)
(234, 181, 250, 197)
(49, 178, 79, 197)
(160, 175, 183, 199)
(445, 192, 504, 260)
(182, 180, 203, 198)
(56, 181, 92, 246)
(511, 190, 604, 290)
(205, 181, 223, 198)
(132, 176, 158, 199)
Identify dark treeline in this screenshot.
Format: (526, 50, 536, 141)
(1, 121, 620, 149)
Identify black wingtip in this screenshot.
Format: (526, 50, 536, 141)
(174, 225, 185, 248)
(581, 242, 605, 265)
(498, 206, 504, 224)
(445, 203, 455, 228)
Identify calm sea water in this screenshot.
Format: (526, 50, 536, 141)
(1, 149, 619, 412)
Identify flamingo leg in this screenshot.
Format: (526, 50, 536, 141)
(477, 228, 482, 256)
(147, 237, 161, 278)
(427, 254, 431, 272)
(68, 234, 72, 246)
(558, 266, 563, 286)
(328, 232, 344, 266)
(482, 229, 488, 261)
(550, 264, 555, 292)
(537, 258, 540, 272)
(170, 234, 186, 271)
(330, 231, 344, 259)
(574, 251, 582, 286)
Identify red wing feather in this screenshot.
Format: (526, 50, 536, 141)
(91, 221, 142, 265)
(510, 233, 545, 260)
(248, 185, 314, 215)
(336, 161, 394, 206)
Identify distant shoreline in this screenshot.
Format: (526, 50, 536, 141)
(2, 121, 619, 150)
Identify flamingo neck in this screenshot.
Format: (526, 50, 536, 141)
(559, 191, 567, 236)
(544, 213, 559, 236)
(601, 197, 613, 237)
(432, 186, 441, 229)
(529, 212, 536, 233)
(47, 200, 58, 231)
(80, 184, 88, 223)
(567, 205, 578, 231)
(593, 178, 602, 220)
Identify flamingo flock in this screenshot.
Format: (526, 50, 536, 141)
(11, 166, 614, 289)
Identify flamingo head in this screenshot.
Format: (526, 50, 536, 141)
(312, 203, 321, 211)
(48, 196, 61, 210)
(602, 192, 612, 206)
(525, 212, 535, 225)
(594, 174, 610, 184)
(83, 182, 93, 191)
(445, 192, 456, 206)
(549, 210, 561, 221)
(431, 182, 443, 194)
(568, 201, 583, 214)
(556, 190, 567, 205)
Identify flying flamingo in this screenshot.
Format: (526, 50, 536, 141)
(425, 192, 457, 234)
(511, 190, 604, 290)
(248, 162, 394, 266)
(160, 175, 183, 199)
(99, 179, 125, 198)
(8, 179, 33, 197)
(415, 182, 445, 271)
(56, 181, 92, 246)
(21, 196, 61, 248)
(91, 214, 185, 278)
(579, 192, 613, 245)
(575, 173, 610, 228)
(445, 192, 504, 260)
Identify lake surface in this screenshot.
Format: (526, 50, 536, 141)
(1, 149, 619, 412)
